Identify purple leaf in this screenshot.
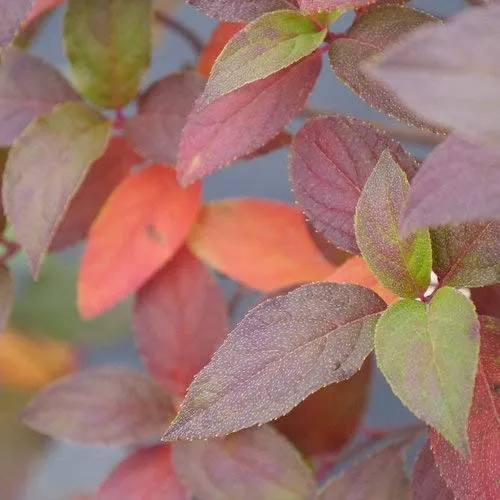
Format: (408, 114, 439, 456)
(471, 285, 500, 319)
(0, 0, 34, 48)
(163, 282, 386, 441)
(290, 115, 418, 254)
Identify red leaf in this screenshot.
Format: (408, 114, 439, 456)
(1, 0, 34, 47)
(471, 285, 500, 320)
(98, 445, 188, 500)
(134, 247, 228, 398)
(21, 367, 175, 445)
(0, 266, 13, 333)
(51, 136, 142, 251)
(78, 164, 201, 319)
(430, 316, 500, 499)
(290, 115, 418, 254)
(25, 0, 64, 24)
(177, 52, 321, 185)
(124, 72, 205, 164)
(187, 198, 335, 292)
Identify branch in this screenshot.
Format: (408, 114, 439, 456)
(154, 12, 204, 56)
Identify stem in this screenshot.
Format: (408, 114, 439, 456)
(154, 12, 204, 56)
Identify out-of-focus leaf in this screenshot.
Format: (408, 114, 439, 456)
(290, 115, 418, 254)
(197, 21, 246, 77)
(22, 367, 175, 444)
(403, 136, 500, 235)
(274, 356, 372, 456)
(172, 425, 316, 500)
(412, 440, 454, 500)
(471, 285, 500, 319)
(3, 102, 111, 276)
(99, 445, 188, 500)
(0, 266, 13, 333)
(0, 47, 80, 147)
(125, 72, 205, 165)
(430, 316, 500, 499)
(178, 52, 321, 185)
(188, 198, 334, 292)
(366, 5, 500, 148)
(0, 0, 34, 48)
(51, 136, 142, 251)
(319, 439, 411, 499)
(431, 221, 500, 288)
(355, 150, 432, 298)
(78, 164, 201, 319)
(326, 256, 398, 304)
(375, 287, 479, 454)
(64, 0, 152, 107)
(329, 5, 439, 131)
(200, 10, 325, 105)
(134, 247, 228, 398)
(187, 0, 298, 22)
(0, 329, 76, 390)
(163, 282, 385, 441)
(26, 0, 64, 25)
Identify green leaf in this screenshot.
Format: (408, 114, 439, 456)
(355, 149, 432, 298)
(64, 0, 152, 108)
(201, 10, 326, 106)
(375, 287, 480, 454)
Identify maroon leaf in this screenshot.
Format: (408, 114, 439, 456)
(403, 136, 500, 235)
(412, 440, 454, 500)
(187, 0, 299, 22)
(299, 0, 377, 12)
(178, 52, 321, 185)
(471, 285, 500, 319)
(242, 130, 292, 160)
(0, 265, 13, 333)
(366, 5, 500, 149)
(430, 316, 500, 499)
(21, 367, 175, 445)
(319, 439, 412, 499)
(98, 445, 189, 500)
(0, 47, 80, 146)
(172, 425, 316, 500)
(134, 247, 228, 398)
(1, 0, 34, 47)
(50, 136, 142, 252)
(329, 5, 440, 132)
(124, 71, 205, 165)
(290, 115, 418, 254)
(163, 282, 385, 441)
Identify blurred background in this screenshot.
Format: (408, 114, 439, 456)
(0, 1, 468, 498)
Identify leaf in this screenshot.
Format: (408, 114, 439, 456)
(124, 71, 205, 165)
(98, 445, 189, 500)
(197, 22, 246, 77)
(0, 329, 76, 391)
(3, 101, 111, 276)
(0, 0, 34, 48)
(402, 136, 500, 234)
(290, 115, 418, 254)
(430, 315, 500, 499)
(51, 136, 142, 251)
(78, 164, 201, 319)
(134, 247, 228, 398)
(412, 440, 454, 500)
(187, 0, 299, 22)
(163, 282, 385, 441)
(64, 0, 152, 107)
(329, 5, 439, 131)
(366, 5, 500, 148)
(22, 367, 175, 444)
(172, 425, 316, 500)
(0, 47, 80, 147)
(431, 221, 500, 288)
(187, 198, 334, 292)
(178, 51, 321, 185)
(299, 0, 378, 12)
(375, 287, 480, 454)
(274, 356, 372, 456)
(355, 150, 432, 298)
(26, 0, 64, 24)
(306, 223, 350, 266)
(471, 285, 500, 320)
(0, 266, 13, 333)
(326, 256, 398, 304)
(319, 439, 411, 499)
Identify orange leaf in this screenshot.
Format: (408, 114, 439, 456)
(0, 329, 76, 390)
(196, 22, 246, 77)
(78, 164, 201, 318)
(188, 198, 335, 292)
(326, 256, 398, 304)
